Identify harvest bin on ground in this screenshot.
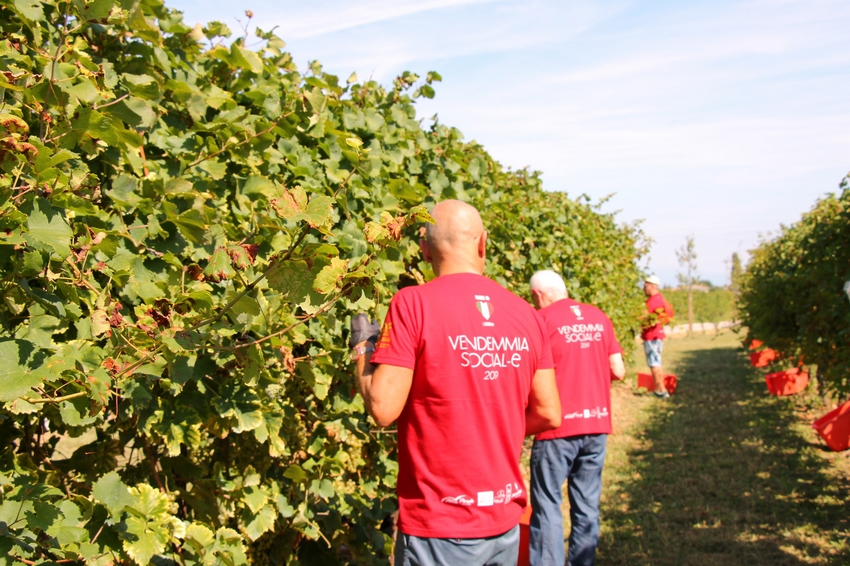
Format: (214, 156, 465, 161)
(637, 372, 678, 394)
(764, 368, 808, 396)
(812, 401, 850, 452)
(749, 348, 777, 368)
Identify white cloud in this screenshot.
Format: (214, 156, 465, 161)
(167, 0, 850, 284)
(273, 0, 623, 81)
(270, 0, 500, 40)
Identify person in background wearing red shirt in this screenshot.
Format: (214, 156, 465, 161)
(641, 275, 673, 399)
(527, 270, 625, 566)
(351, 200, 562, 566)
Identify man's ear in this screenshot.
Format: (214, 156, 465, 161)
(477, 231, 487, 259)
(419, 238, 433, 263)
(530, 288, 542, 309)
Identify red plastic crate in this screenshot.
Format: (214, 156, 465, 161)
(764, 368, 809, 396)
(518, 504, 532, 566)
(749, 339, 764, 350)
(637, 372, 678, 394)
(813, 401, 850, 452)
(749, 348, 777, 368)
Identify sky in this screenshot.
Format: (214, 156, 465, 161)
(168, 0, 850, 287)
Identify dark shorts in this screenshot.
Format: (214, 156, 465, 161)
(395, 525, 520, 566)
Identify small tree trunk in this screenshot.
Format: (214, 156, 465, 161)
(687, 287, 694, 335)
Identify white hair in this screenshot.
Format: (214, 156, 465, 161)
(530, 270, 568, 296)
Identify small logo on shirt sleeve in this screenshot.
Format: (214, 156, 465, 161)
(377, 321, 392, 349)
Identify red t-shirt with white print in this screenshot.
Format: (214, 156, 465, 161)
(641, 293, 671, 341)
(370, 273, 554, 539)
(535, 298, 623, 440)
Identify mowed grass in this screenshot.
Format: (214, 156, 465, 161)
(595, 331, 850, 565)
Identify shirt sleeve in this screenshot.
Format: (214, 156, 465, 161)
(369, 290, 419, 369)
(533, 308, 555, 370)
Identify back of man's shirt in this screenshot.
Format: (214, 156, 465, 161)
(371, 273, 554, 539)
(535, 298, 622, 440)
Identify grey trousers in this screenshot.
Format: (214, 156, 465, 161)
(395, 525, 520, 566)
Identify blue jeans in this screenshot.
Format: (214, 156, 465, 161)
(529, 435, 607, 566)
(395, 525, 519, 566)
(644, 339, 663, 368)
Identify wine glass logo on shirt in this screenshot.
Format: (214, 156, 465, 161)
(570, 305, 584, 320)
(475, 295, 495, 327)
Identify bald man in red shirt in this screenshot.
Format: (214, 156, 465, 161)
(352, 200, 561, 565)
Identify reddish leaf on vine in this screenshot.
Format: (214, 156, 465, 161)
(73, 244, 90, 262)
(148, 299, 171, 327)
(241, 243, 259, 262)
(364, 221, 389, 245)
(386, 214, 404, 241)
(270, 187, 307, 219)
(228, 245, 252, 269)
(186, 264, 204, 281)
(204, 247, 235, 281)
(0, 114, 29, 135)
(109, 303, 124, 327)
(102, 357, 125, 375)
(279, 346, 296, 373)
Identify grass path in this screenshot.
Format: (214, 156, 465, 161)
(594, 331, 850, 565)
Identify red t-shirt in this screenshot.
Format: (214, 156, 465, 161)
(535, 299, 622, 440)
(370, 273, 554, 539)
(641, 293, 670, 341)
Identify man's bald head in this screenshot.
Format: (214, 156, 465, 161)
(420, 200, 487, 276)
(425, 200, 485, 252)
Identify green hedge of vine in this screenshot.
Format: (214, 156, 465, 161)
(0, 0, 647, 563)
(664, 288, 736, 326)
(738, 174, 850, 394)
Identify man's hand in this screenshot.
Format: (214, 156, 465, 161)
(609, 353, 625, 381)
(525, 368, 561, 436)
(349, 313, 413, 427)
(350, 313, 380, 347)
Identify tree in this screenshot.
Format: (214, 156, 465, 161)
(730, 252, 743, 295)
(665, 288, 735, 328)
(676, 235, 699, 335)
(738, 176, 850, 395)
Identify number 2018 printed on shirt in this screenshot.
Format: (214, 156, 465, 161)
(484, 371, 499, 380)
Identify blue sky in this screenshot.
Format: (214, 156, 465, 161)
(169, 0, 850, 287)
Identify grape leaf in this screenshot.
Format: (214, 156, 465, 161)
(24, 198, 72, 258)
(92, 471, 133, 518)
(0, 339, 47, 402)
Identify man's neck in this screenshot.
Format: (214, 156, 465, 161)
(538, 294, 568, 309)
(433, 262, 483, 277)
